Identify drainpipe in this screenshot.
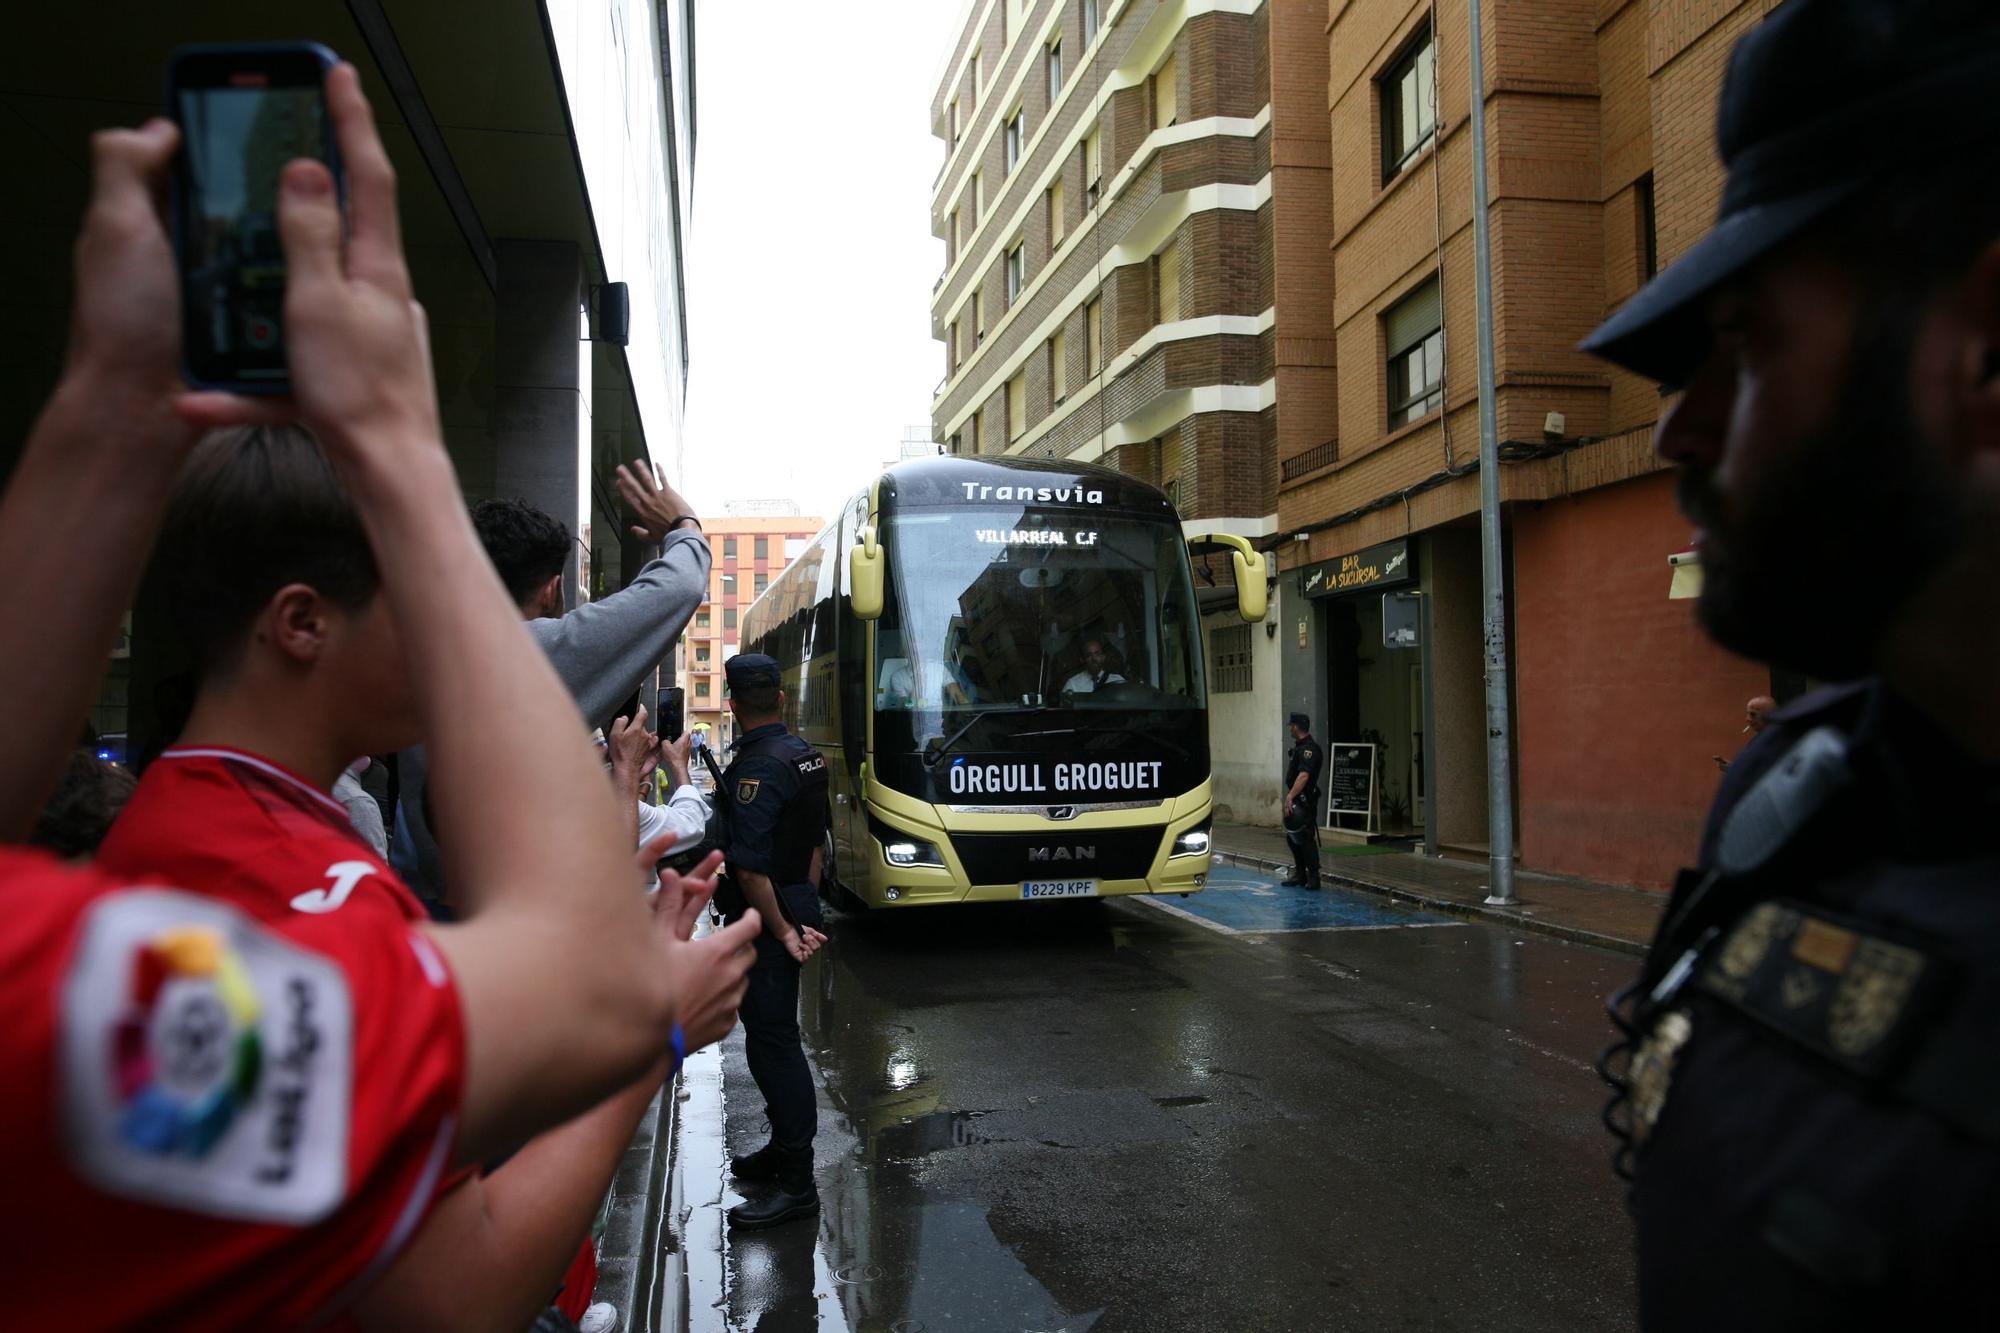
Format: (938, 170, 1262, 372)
(1466, 0, 1517, 906)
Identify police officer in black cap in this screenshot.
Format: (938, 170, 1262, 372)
(714, 653, 830, 1229)
(1584, 2, 2000, 1326)
(1281, 713, 1322, 890)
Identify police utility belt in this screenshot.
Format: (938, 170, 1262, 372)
(1630, 721, 2000, 1151)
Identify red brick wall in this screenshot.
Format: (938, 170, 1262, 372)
(1512, 471, 1767, 888)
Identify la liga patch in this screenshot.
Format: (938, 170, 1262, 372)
(60, 890, 353, 1224)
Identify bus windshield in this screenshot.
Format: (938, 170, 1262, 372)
(873, 506, 1205, 747)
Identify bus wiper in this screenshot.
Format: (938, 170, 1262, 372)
(922, 706, 1046, 767)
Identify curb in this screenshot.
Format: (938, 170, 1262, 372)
(1214, 850, 1647, 957)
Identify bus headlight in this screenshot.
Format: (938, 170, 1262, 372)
(884, 838, 945, 868)
(1170, 824, 1212, 858)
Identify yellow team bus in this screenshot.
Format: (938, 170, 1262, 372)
(741, 455, 1265, 909)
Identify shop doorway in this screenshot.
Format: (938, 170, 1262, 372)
(1320, 596, 1427, 836)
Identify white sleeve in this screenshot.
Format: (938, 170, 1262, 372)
(636, 786, 711, 855)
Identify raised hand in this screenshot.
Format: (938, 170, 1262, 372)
(608, 705, 660, 787)
(614, 460, 697, 543)
(66, 119, 189, 415)
(178, 62, 439, 465)
(664, 908, 759, 1052)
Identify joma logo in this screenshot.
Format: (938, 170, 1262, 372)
(1028, 846, 1096, 863)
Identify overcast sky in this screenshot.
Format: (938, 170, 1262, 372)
(679, 0, 963, 525)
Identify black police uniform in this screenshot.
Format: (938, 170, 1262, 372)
(1606, 681, 2000, 1328)
(1282, 726, 1323, 889)
(714, 654, 830, 1228)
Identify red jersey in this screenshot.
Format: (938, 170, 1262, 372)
(0, 747, 465, 1329)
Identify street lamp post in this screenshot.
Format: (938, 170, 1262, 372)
(1466, 0, 1518, 906)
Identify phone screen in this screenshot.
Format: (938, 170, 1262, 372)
(171, 46, 337, 390)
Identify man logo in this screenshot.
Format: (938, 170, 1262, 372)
(1027, 845, 1096, 863)
(1047, 805, 1077, 821)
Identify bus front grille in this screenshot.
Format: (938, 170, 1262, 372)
(948, 827, 1166, 885)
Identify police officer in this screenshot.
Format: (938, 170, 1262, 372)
(1281, 712, 1322, 890)
(713, 653, 831, 1230)
(1581, 3, 2000, 1325)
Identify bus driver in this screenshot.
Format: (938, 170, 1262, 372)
(1063, 637, 1125, 695)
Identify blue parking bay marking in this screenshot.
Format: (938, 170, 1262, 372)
(1142, 863, 1460, 934)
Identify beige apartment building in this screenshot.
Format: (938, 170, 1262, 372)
(928, 0, 1335, 821)
(681, 513, 825, 745)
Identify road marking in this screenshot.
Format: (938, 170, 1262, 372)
(1134, 894, 1239, 936)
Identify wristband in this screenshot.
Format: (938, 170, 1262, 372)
(669, 1021, 687, 1077)
(667, 514, 702, 533)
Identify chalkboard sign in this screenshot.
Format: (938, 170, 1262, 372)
(1327, 742, 1376, 818)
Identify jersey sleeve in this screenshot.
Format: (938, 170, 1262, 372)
(1300, 746, 1323, 779)
(724, 756, 793, 875)
(13, 862, 466, 1327)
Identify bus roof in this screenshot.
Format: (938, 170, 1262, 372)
(878, 454, 1178, 517)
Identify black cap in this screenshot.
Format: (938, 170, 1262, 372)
(725, 653, 781, 692)
(1582, 0, 2000, 385)
(1289, 712, 1310, 730)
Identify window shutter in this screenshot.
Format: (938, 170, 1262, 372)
(1153, 51, 1178, 128)
(1386, 278, 1441, 357)
(1157, 240, 1182, 324)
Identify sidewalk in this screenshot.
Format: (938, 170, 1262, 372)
(1212, 822, 1666, 956)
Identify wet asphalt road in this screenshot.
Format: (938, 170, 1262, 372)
(702, 866, 1640, 1332)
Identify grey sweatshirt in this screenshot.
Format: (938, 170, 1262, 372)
(391, 528, 712, 906)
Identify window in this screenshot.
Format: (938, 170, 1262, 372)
(948, 323, 959, 374)
(1636, 172, 1658, 279)
(1004, 109, 1023, 174)
(1155, 237, 1182, 324)
(973, 167, 984, 218)
(1152, 49, 1179, 129)
(949, 432, 962, 455)
(720, 573, 737, 598)
(1084, 124, 1103, 204)
(695, 645, 711, 666)
(696, 609, 710, 629)
(947, 207, 958, 264)
(754, 572, 768, 595)
(957, 200, 969, 248)
(1213, 623, 1253, 694)
(786, 536, 809, 560)
(949, 97, 961, 147)
(1386, 276, 1444, 428)
(973, 288, 985, 339)
(696, 679, 710, 699)
(754, 535, 769, 560)
(972, 406, 984, 454)
(1005, 239, 1025, 304)
(1048, 176, 1066, 244)
(972, 48, 982, 98)
(1381, 28, 1437, 180)
(1047, 39, 1064, 101)
(1084, 0, 1101, 44)
(722, 536, 737, 559)
(1050, 326, 1068, 402)
(1006, 0, 1023, 40)
(1086, 297, 1103, 375)
(1007, 371, 1026, 442)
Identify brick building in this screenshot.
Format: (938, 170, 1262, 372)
(681, 512, 824, 745)
(1268, 0, 1780, 886)
(927, 0, 1792, 889)
(927, 0, 1336, 820)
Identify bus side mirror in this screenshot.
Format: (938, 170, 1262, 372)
(1234, 549, 1267, 623)
(850, 527, 885, 620)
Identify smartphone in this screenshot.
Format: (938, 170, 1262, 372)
(167, 43, 343, 393)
